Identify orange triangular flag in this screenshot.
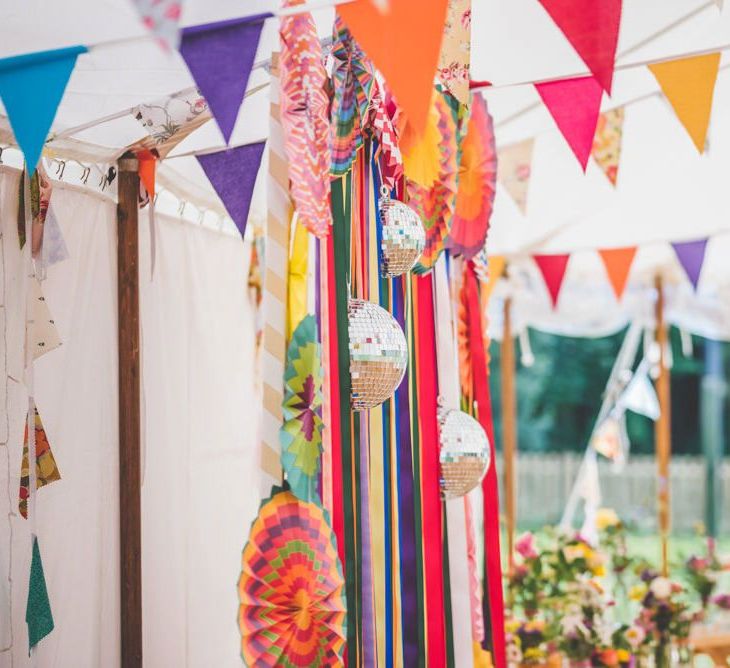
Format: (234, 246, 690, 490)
(338, 0, 449, 134)
(480, 255, 506, 302)
(648, 53, 720, 153)
(598, 247, 636, 299)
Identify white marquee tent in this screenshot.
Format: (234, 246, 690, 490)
(1, 1, 730, 666)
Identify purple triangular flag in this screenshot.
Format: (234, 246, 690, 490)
(180, 14, 270, 144)
(671, 238, 708, 290)
(197, 141, 265, 237)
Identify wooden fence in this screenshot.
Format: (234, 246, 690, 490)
(494, 453, 730, 534)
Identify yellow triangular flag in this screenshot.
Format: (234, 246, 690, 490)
(480, 255, 506, 303)
(648, 53, 720, 153)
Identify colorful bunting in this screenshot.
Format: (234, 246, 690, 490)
(438, 0, 472, 106)
(330, 17, 376, 177)
(671, 238, 708, 291)
(196, 141, 265, 238)
(648, 53, 720, 153)
(533, 254, 570, 307)
(598, 246, 636, 300)
(26, 277, 62, 361)
(26, 536, 54, 652)
(131, 0, 183, 51)
(592, 107, 624, 186)
(19, 406, 61, 519)
(367, 80, 404, 190)
(280, 4, 331, 237)
(280, 315, 324, 504)
(497, 139, 534, 214)
(537, 0, 622, 93)
(338, 0, 449, 134)
(535, 76, 603, 170)
(180, 15, 270, 144)
(0, 46, 87, 170)
(447, 94, 497, 260)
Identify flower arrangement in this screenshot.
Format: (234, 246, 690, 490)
(505, 616, 551, 666)
(713, 593, 730, 611)
(683, 551, 722, 609)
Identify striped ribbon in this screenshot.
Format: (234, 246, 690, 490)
(259, 54, 293, 491)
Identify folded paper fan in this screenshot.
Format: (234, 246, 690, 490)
(447, 93, 497, 259)
(330, 16, 375, 176)
(280, 5, 332, 237)
(238, 488, 347, 667)
(280, 315, 324, 503)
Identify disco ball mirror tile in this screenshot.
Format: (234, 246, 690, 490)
(438, 409, 491, 499)
(348, 299, 408, 411)
(379, 197, 426, 277)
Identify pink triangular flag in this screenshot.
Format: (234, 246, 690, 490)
(535, 76, 603, 170)
(538, 0, 622, 93)
(533, 254, 570, 307)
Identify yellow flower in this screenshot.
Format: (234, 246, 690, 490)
(596, 507, 620, 530)
(616, 649, 631, 662)
(505, 619, 520, 633)
(592, 564, 607, 577)
(524, 647, 545, 660)
(629, 584, 647, 601)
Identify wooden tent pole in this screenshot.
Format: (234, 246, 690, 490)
(117, 152, 143, 667)
(654, 275, 672, 577)
(501, 297, 517, 572)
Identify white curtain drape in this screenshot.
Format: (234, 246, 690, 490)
(0, 165, 261, 667)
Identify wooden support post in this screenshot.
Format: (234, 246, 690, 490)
(117, 153, 143, 667)
(501, 297, 517, 572)
(654, 275, 672, 576)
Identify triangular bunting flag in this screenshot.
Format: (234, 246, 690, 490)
(591, 107, 624, 186)
(26, 536, 54, 652)
(598, 246, 636, 300)
(671, 238, 708, 291)
(648, 53, 720, 153)
(533, 254, 570, 307)
(537, 0, 622, 93)
(180, 15, 271, 144)
(620, 370, 660, 420)
(0, 46, 87, 170)
(497, 139, 534, 214)
(437, 0, 472, 106)
(338, 0, 449, 133)
(131, 0, 184, 51)
(19, 406, 61, 519)
(535, 76, 603, 170)
(196, 141, 266, 238)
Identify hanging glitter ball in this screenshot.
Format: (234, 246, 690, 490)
(379, 188, 426, 277)
(438, 408, 491, 499)
(348, 299, 408, 411)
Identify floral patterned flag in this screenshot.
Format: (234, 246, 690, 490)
(591, 107, 624, 186)
(280, 315, 324, 503)
(19, 407, 61, 519)
(438, 0, 472, 106)
(497, 138, 534, 214)
(131, 0, 184, 51)
(280, 2, 332, 237)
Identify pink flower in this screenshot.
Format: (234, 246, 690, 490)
(515, 532, 538, 560)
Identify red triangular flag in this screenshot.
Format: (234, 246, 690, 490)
(535, 76, 603, 170)
(534, 254, 570, 307)
(598, 247, 636, 299)
(538, 0, 622, 93)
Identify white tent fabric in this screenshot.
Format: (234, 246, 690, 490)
(0, 166, 260, 667)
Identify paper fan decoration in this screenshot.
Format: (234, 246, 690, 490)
(447, 93, 497, 259)
(407, 91, 462, 273)
(280, 315, 323, 503)
(367, 80, 403, 191)
(280, 4, 331, 237)
(238, 488, 347, 667)
(330, 16, 375, 176)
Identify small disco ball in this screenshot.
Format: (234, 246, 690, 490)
(438, 409, 491, 499)
(379, 191, 425, 278)
(348, 299, 408, 411)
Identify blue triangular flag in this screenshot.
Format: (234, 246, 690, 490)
(180, 15, 271, 144)
(26, 536, 54, 653)
(0, 46, 87, 171)
(196, 141, 266, 237)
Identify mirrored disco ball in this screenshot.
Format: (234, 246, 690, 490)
(379, 193, 426, 277)
(438, 409, 491, 499)
(348, 299, 408, 411)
